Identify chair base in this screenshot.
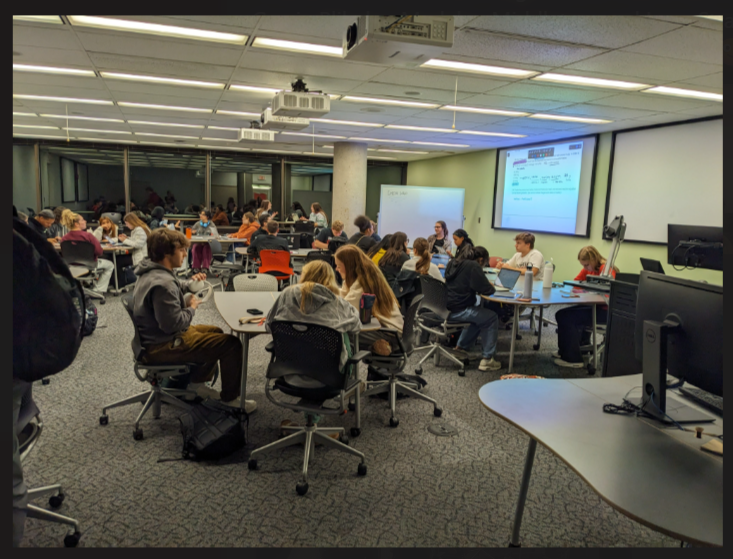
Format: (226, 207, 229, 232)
(100, 384, 193, 436)
(363, 376, 440, 425)
(26, 483, 81, 543)
(414, 342, 466, 374)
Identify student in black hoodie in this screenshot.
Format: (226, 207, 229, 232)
(444, 241, 501, 371)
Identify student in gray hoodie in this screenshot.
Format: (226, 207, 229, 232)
(132, 228, 255, 412)
(266, 260, 362, 372)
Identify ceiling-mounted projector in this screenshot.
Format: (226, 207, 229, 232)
(260, 108, 310, 131)
(270, 78, 330, 118)
(344, 15, 454, 66)
(238, 128, 275, 142)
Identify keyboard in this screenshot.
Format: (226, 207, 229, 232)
(678, 386, 723, 418)
(563, 280, 610, 293)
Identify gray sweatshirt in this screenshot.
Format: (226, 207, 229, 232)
(266, 283, 361, 369)
(132, 259, 196, 347)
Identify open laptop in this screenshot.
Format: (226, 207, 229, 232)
(493, 268, 521, 292)
(640, 258, 665, 274)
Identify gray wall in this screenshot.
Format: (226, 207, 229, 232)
(292, 190, 332, 222)
(13, 145, 36, 213)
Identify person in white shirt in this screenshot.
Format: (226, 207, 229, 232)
(92, 216, 118, 243)
(118, 213, 151, 267)
(495, 232, 544, 280)
(401, 237, 444, 282)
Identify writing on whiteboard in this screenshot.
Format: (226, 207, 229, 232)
(386, 190, 408, 197)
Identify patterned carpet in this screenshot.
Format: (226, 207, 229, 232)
(20, 292, 680, 547)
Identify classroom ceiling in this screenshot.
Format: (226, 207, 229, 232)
(13, 15, 723, 163)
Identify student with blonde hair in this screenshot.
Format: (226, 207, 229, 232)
(118, 212, 151, 266)
(60, 209, 115, 294)
(312, 219, 347, 250)
(266, 260, 361, 371)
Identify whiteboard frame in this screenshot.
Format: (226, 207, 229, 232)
(603, 116, 722, 245)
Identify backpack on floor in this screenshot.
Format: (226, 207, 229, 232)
(82, 297, 98, 337)
(178, 399, 248, 461)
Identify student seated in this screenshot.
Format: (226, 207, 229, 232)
(118, 213, 151, 267)
(347, 215, 378, 253)
(28, 209, 58, 243)
(60, 210, 115, 295)
(370, 220, 381, 243)
(250, 213, 271, 244)
(289, 201, 307, 221)
(444, 241, 501, 371)
(148, 206, 166, 230)
(312, 219, 347, 250)
(257, 199, 278, 220)
(212, 204, 229, 226)
(554, 246, 617, 369)
(366, 234, 392, 265)
(93, 216, 118, 243)
(132, 229, 253, 411)
(187, 210, 218, 273)
(450, 228, 474, 259)
(266, 260, 361, 371)
(299, 203, 328, 230)
(334, 245, 404, 356)
(226, 211, 259, 262)
(495, 232, 545, 280)
(428, 221, 452, 255)
(377, 232, 410, 285)
(248, 220, 290, 259)
(402, 237, 444, 282)
(49, 206, 68, 239)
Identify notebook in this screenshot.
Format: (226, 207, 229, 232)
(493, 268, 521, 292)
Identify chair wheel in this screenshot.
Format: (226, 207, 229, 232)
(42, 378, 50, 385)
(533, 343, 540, 350)
(357, 463, 367, 476)
(49, 494, 64, 508)
(434, 407, 443, 418)
(99, 415, 108, 426)
(463, 358, 470, 366)
(339, 434, 349, 445)
(248, 459, 258, 471)
(99, 299, 106, 305)
(587, 364, 596, 375)
(296, 482, 309, 496)
(64, 531, 81, 548)
(132, 428, 144, 441)
(348, 401, 356, 412)
(458, 369, 466, 377)
(389, 417, 399, 428)
(516, 334, 522, 341)
(350, 427, 361, 437)
(415, 368, 423, 375)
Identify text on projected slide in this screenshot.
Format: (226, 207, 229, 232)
(502, 142, 583, 234)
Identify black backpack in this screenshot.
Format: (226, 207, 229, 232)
(13, 217, 85, 382)
(178, 400, 248, 461)
(82, 297, 98, 337)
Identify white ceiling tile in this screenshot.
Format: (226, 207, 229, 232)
(482, 82, 618, 103)
(105, 81, 223, 102)
(691, 18, 724, 31)
(88, 53, 235, 81)
(626, 112, 703, 126)
(550, 103, 657, 119)
(465, 16, 681, 49)
(585, 92, 717, 112)
(229, 69, 362, 95)
(13, 82, 114, 99)
(622, 26, 722, 65)
(257, 16, 357, 42)
(12, 45, 92, 67)
(563, 51, 721, 83)
(13, 24, 82, 50)
(369, 68, 510, 94)
(390, 114, 510, 128)
(671, 72, 723, 90)
(346, 82, 475, 104)
(238, 51, 387, 82)
(13, 73, 106, 90)
(674, 105, 724, 117)
(456, 93, 573, 112)
(450, 28, 607, 67)
(325, 103, 430, 118)
(641, 16, 700, 25)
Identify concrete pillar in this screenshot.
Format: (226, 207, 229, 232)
(332, 142, 367, 236)
(243, 173, 254, 203)
(271, 160, 290, 217)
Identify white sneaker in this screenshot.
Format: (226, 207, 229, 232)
(554, 358, 584, 369)
(221, 397, 257, 413)
(551, 351, 562, 359)
(188, 383, 221, 400)
(479, 358, 502, 371)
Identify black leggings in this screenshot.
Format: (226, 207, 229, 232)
(556, 305, 608, 363)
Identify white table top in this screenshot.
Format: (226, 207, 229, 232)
(188, 236, 238, 244)
(234, 247, 318, 257)
(483, 285, 608, 306)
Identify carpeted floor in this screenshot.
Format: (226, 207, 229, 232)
(20, 291, 680, 547)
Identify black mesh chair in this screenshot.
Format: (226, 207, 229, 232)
(209, 238, 245, 290)
(248, 321, 371, 496)
(327, 237, 347, 254)
(413, 275, 472, 377)
(60, 240, 105, 304)
(362, 296, 442, 427)
(99, 293, 195, 440)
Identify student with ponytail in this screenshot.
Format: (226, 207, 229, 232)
(402, 237, 443, 281)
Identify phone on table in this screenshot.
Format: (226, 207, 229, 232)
(246, 308, 263, 315)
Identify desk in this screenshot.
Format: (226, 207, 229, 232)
(478, 374, 722, 547)
(214, 291, 380, 421)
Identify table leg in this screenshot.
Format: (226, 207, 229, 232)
(592, 304, 598, 372)
(239, 332, 250, 407)
(112, 250, 119, 294)
(509, 437, 537, 547)
(508, 305, 519, 374)
(535, 306, 544, 349)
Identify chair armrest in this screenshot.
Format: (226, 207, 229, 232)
(376, 327, 400, 335)
(347, 350, 372, 363)
(265, 341, 275, 353)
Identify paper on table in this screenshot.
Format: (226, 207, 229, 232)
(239, 316, 266, 325)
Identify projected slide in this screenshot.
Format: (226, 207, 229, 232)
(501, 142, 584, 234)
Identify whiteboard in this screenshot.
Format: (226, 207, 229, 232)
(606, 118, 722, 243)
(378, 185, 464, 246)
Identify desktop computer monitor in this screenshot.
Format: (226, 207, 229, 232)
(631, 271, 722, 423)
(667, 224, 723, 271)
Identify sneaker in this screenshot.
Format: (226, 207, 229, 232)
(554, 358, 584, 369)
(188, 383, 221, 400)
(221, 397, 257, 413)
(450, 346, 470, 359)
(551, 351, 562, 359)
(478, 357, 502, 371)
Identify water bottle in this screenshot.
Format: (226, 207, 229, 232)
(542, 259, 554, 289)
(523, 263, 534, 298)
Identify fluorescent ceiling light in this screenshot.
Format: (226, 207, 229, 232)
(377, 149, 429, 154)
(13, 112, 37, 117)
(118, 101, 211, 113)
(67, 16, 248, 44)
(349, 137, 410, 144)
(641, 86, 722, 102)
(457, 130, 527, 138)
(41, 114, 124, 123)
(329, 95, 341, 100)
(341, 96, 440, 109)
(367, 156, 398, 160)
(696, 15, 723, 21)
(529, 113, 612, 124)
(100, 72, 224, 89)
(440, 105, 528, 116)
(13, 134, 68, 139)
(13, 16, 62, 24)
(532, 72, 649, 90)
(208, 126, 240, 131)
(135, 132, 200, 139)
(128, 120, 204, 129)
(13, 64, 95, 77)
(64, 128, 133, 134)
(411, 141, 470, 147)
(229, 84, 283, 94)
(252, 149, 303, 154)
(385, 125, 456, 133)
(13, 94, 113, 105)
(76, 137, 138, 144)
(279, 132, 346, 139)
(13, 124, 60, 129)
(309, 118, 383, 128)
(197, 145, 250, 151)
(137, 141, 194, 147)
(251, 37, 342, 57)
(421, 59, 537, 78)
(215, 110, 261, 118)
(200, 137, 237, 142)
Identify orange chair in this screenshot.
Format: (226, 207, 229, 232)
(258, 250, 295, 287)
(489, 256, 504, 268)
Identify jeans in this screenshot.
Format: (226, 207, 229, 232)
(556, 305, 608, 363)
(227, 242, 245, 263)
(449, 305, 499, 359)
(191, 243, 212, 270)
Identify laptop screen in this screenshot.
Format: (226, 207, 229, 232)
(498, 268, 521, 290)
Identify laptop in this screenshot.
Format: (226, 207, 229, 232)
(640, 258, 665, 274)
(494, 268, 521, 292)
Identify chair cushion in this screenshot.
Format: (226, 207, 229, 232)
(275, 374, 341, 401)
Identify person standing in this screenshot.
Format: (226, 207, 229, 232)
(145, 187, 164, 208)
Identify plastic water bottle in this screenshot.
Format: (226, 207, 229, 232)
(542, 259, 554, 289)
(523, 263, 534, 297)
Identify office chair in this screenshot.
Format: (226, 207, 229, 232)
(16, 383, 81, 547)
(580, 323, 607, 375)
(231, 272, 279, 292)
(362, 296, 442, 427)
(100, 212, 122, 225)
(327, 237, 347, 254)
(60, 240, 105, 304)
(489, 256, 504, 268)
(413, 275, 472, 377)
(99, 293, 195, 440)
(209, 239, 245, 291)
(248, 321, 370, 496)
(259, 249, 295, 288)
